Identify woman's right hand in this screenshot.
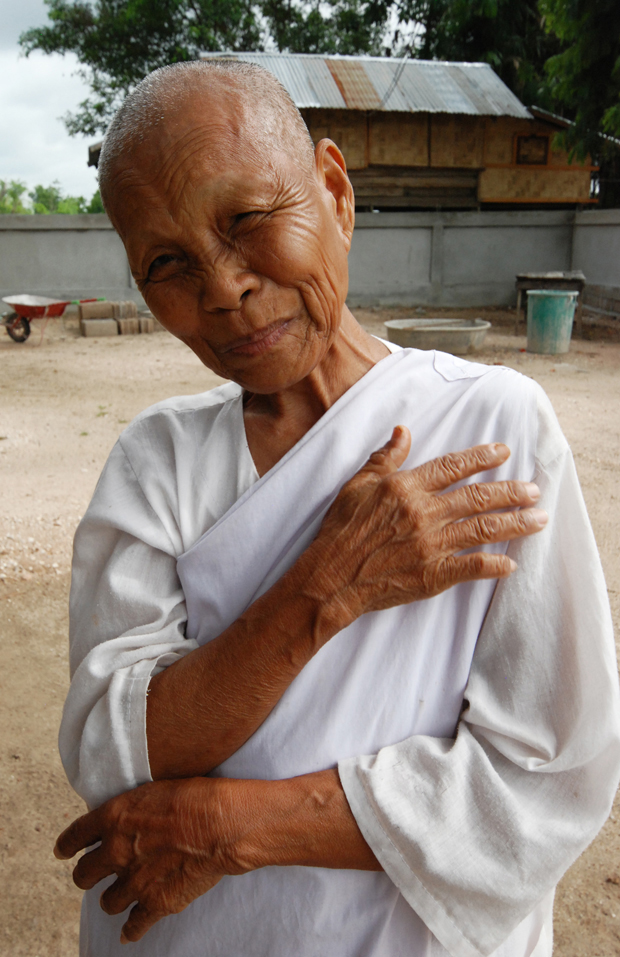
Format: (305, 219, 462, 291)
(303, 426, 547, 626)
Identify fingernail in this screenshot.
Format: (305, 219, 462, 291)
(531, 508, 548, 526)
(524, 482, 540, 500)
(120, 933, 128, 945)
(508, 558, 518, 572)
(492, 443, 509, 455)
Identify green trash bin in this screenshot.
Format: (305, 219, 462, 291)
(526, 289, 578, 355)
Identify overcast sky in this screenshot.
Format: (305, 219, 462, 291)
(0, 0, 99, 200)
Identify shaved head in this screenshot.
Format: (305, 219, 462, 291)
(98, 59, 315, 205)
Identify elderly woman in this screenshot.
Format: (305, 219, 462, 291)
(55, 61, 620, 957)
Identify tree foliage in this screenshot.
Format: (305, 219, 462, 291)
(0, 180, 104, 214)
(262, 0, 390, 56)
(539, 0, 620, 159)
(0, 180, 31, 214)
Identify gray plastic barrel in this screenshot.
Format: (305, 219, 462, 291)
(526, 290, 578, 355)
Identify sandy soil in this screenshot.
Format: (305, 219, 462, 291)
(0, 307, 619, 956)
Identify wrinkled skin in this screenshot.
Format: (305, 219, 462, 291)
(56, 75, 547, 944)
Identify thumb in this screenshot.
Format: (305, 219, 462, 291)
(360, 426, 411, 477)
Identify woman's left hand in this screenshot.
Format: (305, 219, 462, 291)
(54, 777, 245, 944)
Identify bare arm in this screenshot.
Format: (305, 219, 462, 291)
(56, 768, 379, 944)
(147, 427, 546, 779)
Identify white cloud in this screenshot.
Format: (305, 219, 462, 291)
(0, 47, 99, 199)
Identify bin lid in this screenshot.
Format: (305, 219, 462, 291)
(525, 289, 579, 297)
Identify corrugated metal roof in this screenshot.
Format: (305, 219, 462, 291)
(202, 52, 531, 118)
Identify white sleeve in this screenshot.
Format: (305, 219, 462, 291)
(339, 387, 620, 957)
(60, 440, 197, 810)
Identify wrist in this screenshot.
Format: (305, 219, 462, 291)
(218, 770, 380, 874)
(284, 542, 360, 642)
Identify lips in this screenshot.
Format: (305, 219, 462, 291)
(219, 319, 292, 357)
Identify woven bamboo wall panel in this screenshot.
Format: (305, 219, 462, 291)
(483, 117, 580, 167)
(484, 117, 530, 164)
(478, 167, 592, 202)
(430, 115, 485, 168)
(368, 114, 428, 166)
(301, 109, 367, 169)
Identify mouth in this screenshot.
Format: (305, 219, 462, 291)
(219, 319, 292, 358)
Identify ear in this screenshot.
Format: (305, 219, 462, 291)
(314, 139, 355, 252)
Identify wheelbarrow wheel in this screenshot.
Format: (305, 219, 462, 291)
(5, 313, 31, 342)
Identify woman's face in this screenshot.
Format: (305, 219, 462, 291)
(108, 95, 355, 394)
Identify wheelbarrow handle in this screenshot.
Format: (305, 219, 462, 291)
(69, 298, 106, 305)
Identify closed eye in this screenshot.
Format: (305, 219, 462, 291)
(233, 209, 271, 227)
(147, 253, 183, 281)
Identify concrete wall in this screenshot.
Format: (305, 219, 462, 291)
(350, 210, 582, 307)
(572, 209, 620, 288)
(1, 209, 618, 311)
(0, 214, 143, 307)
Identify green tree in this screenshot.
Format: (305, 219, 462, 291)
(20, 0, 263, 137)
(86, 189, 105, 213)
(29, 181, 91, 214)
(539, 0, 620, 159)
(262, 0, 390, 56)
(29, 181, 64, 213)
(394, 0, 561, 107)
(0, 180, 32, 214)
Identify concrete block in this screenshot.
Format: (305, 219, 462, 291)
(139, 316, 154, 334)
(118, 317, 140, 335)
(113, 300, 138, 319)
(81, 318, 118, 337)
(80, 301, 115, 320)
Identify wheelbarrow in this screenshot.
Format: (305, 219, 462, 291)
(1, 295, 103, 342)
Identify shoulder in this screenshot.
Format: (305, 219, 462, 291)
(400, 349, 568, 469)
(427, 350, 568, 466)
(403, 348, 538, 411)
(123, 380, 241, 435)
(117, 381, 242, 457)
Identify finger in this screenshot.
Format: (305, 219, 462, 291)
(121, 902, 162, 944)
(409, 444, 511, 493)
(429, 552, 518, 594)
(358, 426, 411, 478)
(443, 507, 548, 554)
(433, 480, 541, 523)
(73, 845, 115, 890)
(101, 877, 138, 916)
(54, 810, 103, 861)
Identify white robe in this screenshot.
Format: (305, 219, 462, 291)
(63, 347, 620, 957)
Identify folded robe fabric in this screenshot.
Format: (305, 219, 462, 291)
(63, 348, 620, 957)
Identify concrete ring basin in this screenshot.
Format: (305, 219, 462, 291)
(384, 318, 492, 355)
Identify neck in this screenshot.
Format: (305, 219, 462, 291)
(243, 308, 389, 477)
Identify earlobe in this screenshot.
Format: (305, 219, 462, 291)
(315, 139, 355, 251)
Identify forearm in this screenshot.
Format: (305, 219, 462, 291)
(220, 768, 381, 874)
(147, 545, 353, 779)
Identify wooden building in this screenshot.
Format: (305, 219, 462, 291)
(89, 53, 596, 210)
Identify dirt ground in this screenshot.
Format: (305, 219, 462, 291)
(0, 306, 619, 956)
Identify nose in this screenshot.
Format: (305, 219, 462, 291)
(200, 250, 261, 312)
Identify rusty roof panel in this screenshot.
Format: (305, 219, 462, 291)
(327, 59, 381, 110)
(201, 53, 531, 118)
